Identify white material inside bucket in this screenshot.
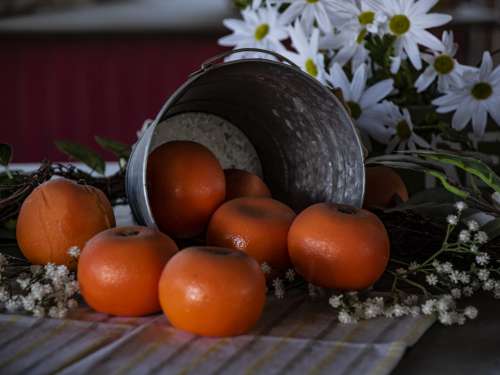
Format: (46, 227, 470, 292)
(150, 112, 263, 177)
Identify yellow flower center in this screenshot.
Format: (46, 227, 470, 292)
(433, 55, 455, 75)
(347, 101, 362, 120)
(471, 82, 493, 100)
(305, 58, 318, 77)
(254, 23, 269, 41)
(396, 120, 411, 140)
(358, 11, 375, 25)
(306, 0, 319, 3)
(389, 14, 411, 36)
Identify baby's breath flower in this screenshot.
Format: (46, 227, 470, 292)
(477, 269, 490, 281)
(483, 279, 495, 291)
(438, 311, 453, 325)
(22, 295, 35, 312)
(475, 253, 490, 266)
(458, 272, 470, 285)
(421, 299, 436, 315)
(442, 262, 453, 274)
(5, 297, 21, 313)
(67, 246, 81, 258)
(408, 262, 419, 272)
(409, 306, 421, 317)
(16, 277, 30, 290)
(285, 269, 296, 282)
(446, 215, 458, 225)
(48, 306, 59, 319)
(329, 294, 344, 309)
(364, 302, 382, 319)
(260, 262, 271, 275)
(449, 270, 461, 284)
(462, 286, 474, 297)
(456, 313, 466, 326)
(0, 287, 9, 302)
(437, 295, 454, 312)
(338, 310, 356, 324)
(455, 201, 467, 212)
(474, 231, 489, 244)
(426, 274, 438, 286)
(33, 306, 45, 317)
(458, 230, 471, 243)
(467, 220, 479, 232)
(464, 306, 478, 319)
(451, 288, 462, 299)
(272, 278, 285, 299)
(469, 244, 479, 253)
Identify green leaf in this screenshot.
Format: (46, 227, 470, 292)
(482, 218, 500, 241)
(55, 140, 106, 175)
(0, 144, 13, 166)
(366, 155, 470, 199)
(95, 136, 131, 160)
(413, 150, 500, 193)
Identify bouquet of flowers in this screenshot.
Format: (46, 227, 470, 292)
(220, 0, 500, 157)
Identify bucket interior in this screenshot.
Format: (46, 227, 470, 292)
(152, 60, 364, 211)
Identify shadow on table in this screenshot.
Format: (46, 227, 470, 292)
(393, 294, 500, 375)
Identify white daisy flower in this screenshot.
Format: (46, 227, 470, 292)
(327, 63, 394, 141)
(320, 0, 386, 69)
(382, 103, 431, 152)
(433, 52, 500, 137)
(282, 22, 326, 82)
(368, 0, 451, 72)
(280, 0, 338, 34)
(219, 6, 288, 59)
(415, 31, 464, 93)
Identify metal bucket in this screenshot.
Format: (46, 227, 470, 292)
(126, 48, 365, 228)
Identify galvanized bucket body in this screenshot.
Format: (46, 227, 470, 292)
(126, 49, 365, 228)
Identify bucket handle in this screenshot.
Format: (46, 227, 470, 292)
(189, 48, 300, 77)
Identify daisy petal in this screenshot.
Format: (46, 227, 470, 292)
(472, 106, 488, 137)
(360, 79, 394, 108)
(329, 63, 352, 100)
(351, 64, 368, 102)
(452, 101, 473, 131)
(412, 29, 445, 51)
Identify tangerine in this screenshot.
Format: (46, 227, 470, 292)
(147, 141, 225, 238)
(16, 178, 115, 269)
(78, 226, 178, 316)
(364, 166, 409, 209)
(206, 197, 296, 271)
(288, 203, 390, 290)
(224, 169, 271, 200)
(158, 246, 266, 336)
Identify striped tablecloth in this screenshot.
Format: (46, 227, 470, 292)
(0, 292, 434, 375)
(0, 205, 435, 375)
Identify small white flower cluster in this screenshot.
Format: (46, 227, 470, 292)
(262, 262, 301, 300)
(0, 248, 81, 318)
(382, 201, 499, 325)
(221, 0, 500, 149)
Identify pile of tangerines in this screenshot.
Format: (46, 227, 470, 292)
(15, 141, 408, 337)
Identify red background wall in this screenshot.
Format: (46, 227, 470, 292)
(0, 34, 225, 162)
